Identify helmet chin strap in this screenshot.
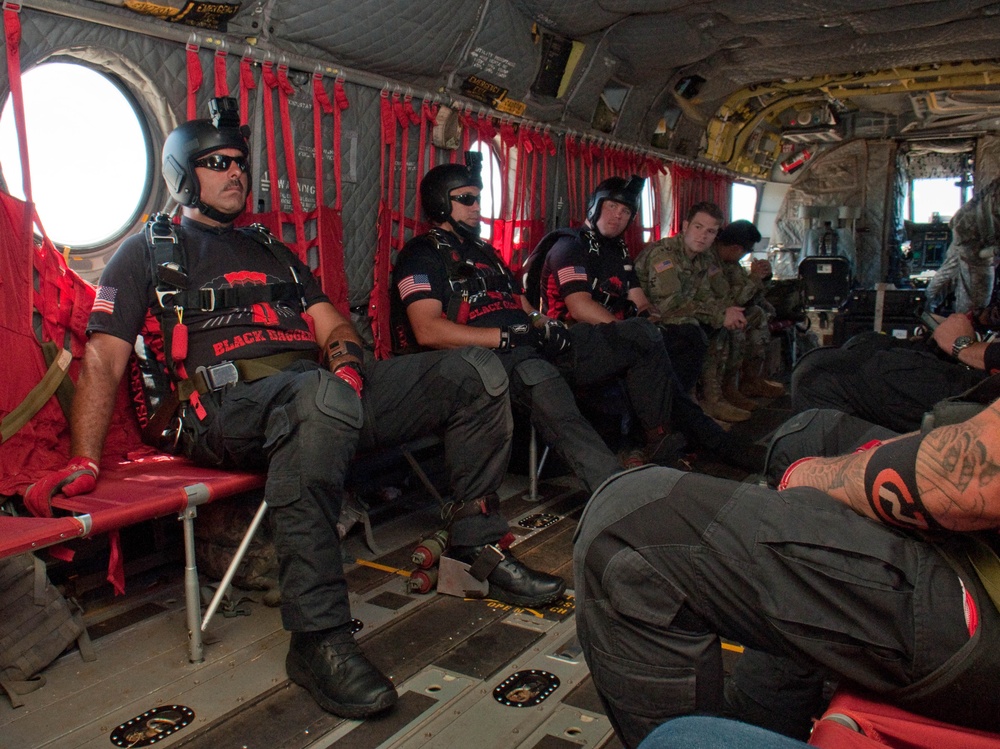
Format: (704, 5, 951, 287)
(451, 217, 481, 242)
(197, 199, 245, 225)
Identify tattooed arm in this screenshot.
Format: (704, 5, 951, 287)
(781, 400, 1000, 531)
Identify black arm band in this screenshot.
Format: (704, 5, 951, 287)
(985, 341, 1000, 375)
(862, 432, 942, 531)
(497, 327, 511, 351)
(325, 339, 365, 375)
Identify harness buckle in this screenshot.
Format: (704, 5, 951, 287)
(196, 361, 239, 392)
(198, 287, 217, 311)
(145, 213, 178, 245)
(155, 289, 178, 307)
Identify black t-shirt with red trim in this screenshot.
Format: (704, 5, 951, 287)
(539, 228, 638, 322)
(88, 217, 327, 370)
(393, 228, 528, 329)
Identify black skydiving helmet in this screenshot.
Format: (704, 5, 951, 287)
(161, 97, 251, 224)
(586, 175, 645, 239)
(420, 151, 484, 242)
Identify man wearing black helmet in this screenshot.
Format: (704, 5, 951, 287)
(24, 103, 563, 722)
(535, 181, 762, 470)
(392, 158, 627, 489)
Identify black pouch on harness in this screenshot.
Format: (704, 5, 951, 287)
(0, 553, 94, 708)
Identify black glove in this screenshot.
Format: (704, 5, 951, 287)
(537, 319, 572, 357)
(499, 323, 538, 351)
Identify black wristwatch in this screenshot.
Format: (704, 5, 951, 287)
(951, 335, 973, 359)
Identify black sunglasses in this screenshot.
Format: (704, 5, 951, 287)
(194, 154, 249, 173)
(450, 193, 481, 206)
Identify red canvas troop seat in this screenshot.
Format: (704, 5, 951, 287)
(0, 188, 265, 662)
(809, 687, 1000, 749)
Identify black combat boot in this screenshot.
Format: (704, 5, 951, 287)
(710, 433, 767, 474)
(448, 544, 566, 608)
(286, 627, 398, 719)
(644, 427, 688, 466)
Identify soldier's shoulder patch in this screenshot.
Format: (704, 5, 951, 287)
(654, 258, 674, 273)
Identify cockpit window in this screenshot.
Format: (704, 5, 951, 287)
(731, 183, 758, 223)
(904, 176, 966, 223)
(0, 61, 150, 249)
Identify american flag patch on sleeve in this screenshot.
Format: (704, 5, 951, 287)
(92, 285, 117, 315)
(398, 274, 433, 300)
(654, 258, 674, 272)
(556, 266, 589, 285)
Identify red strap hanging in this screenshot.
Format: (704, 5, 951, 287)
(312, 73, 334, 209)
(395, 94, 419, 250)
(260, 62, 283, 225)
(369, 90, 396, 358)
(333, 80, 349, 212)
(309, 72, 350, 317)
(239, 55, 257, 213)
(275, 64, 306, 252)
(185, 42, 203, 121)
(415, 99, 438, 227)
(564, 136, 579, 224)
(3, 3, 31, 201)
(213, 48, 229, 97)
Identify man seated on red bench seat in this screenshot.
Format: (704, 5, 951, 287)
(24, 98, 564, 721)
(574, 398, 1000, 749)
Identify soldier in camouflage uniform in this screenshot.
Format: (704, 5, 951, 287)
(706, 220, 786, 415)
(926, 178, 1000, 312)
(636, 203, 751, 422)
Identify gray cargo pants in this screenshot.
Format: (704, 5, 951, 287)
(574, 466, 987, 749)
(200, 347, 512, 632)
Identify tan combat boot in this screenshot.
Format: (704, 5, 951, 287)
(700, 369, 752, 423)
(740, 357, 787, 399)
(721, 368, 759, 412)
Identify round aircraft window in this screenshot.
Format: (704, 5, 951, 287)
(0, 61, 151, 249)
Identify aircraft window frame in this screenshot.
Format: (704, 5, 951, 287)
(0, 58, 155, 252)
(731, 182, 759, 223)
(640, 178, 656, 244)
(470, 137, 503, 242)
(592, 80, 630, 135)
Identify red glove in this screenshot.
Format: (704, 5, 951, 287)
(23, 456, 99, 517)
(334, 365, 364, 398)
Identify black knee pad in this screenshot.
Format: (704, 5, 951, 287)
(631, 316, 665, 347)
(512, 355, 562, 387)
(453, 346, 508, 397)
